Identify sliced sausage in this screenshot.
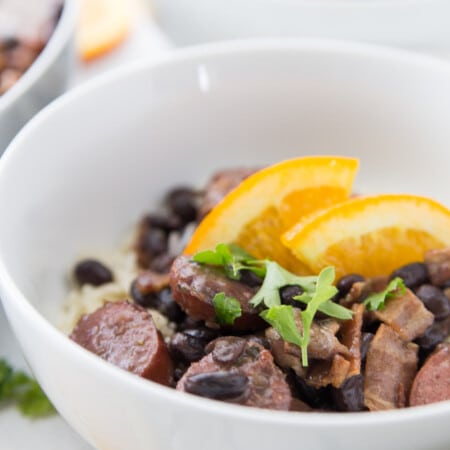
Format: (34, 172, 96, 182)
(170, 255, 264, 331)
(70, 301, 173, 386)
(410, 343, 450, 407)
(177, 337, 291, 410)
(198, 168, 258, 220)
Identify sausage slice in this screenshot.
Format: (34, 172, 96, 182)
(170, 255, 264, 331)
(410, 343, 450, 407)
(177, 337, 291, 410)
(70, 301, 173, 386)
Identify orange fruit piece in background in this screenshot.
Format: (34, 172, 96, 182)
(184, 156, 359, 274)
(282, 194, 450, 278)
(77, 0, 132, 61)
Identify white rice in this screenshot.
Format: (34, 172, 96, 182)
(60, 237, 176, 339)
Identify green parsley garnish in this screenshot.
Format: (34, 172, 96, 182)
(212, 293, 242, 325)
(364, 277, 406, 311)
(296, 266, 339, 365)
(0, 359, 55, 418)
(193, 243, 266, 280)
(193, 244, 352, 367)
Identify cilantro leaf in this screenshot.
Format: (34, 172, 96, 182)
(212, 292, 242, 325)
(260, 305, 303, 347)
(193, 244, 265, 280)
(0, 359, 55, 418)
(364, 277, 406, 311)
(298, 266, 339, 366)
(250, 261, 316, 308)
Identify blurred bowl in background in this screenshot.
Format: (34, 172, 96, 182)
(150, 0, 450, 49)
(0, 0, 77, 153)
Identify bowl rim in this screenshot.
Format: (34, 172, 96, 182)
(1, 37, 450, 427)
(0, 0, 77, 113)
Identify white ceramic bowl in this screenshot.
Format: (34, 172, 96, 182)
(0, 0, 77, 153)
(150, 0, 450, 49)
(1, 40, 450, 450)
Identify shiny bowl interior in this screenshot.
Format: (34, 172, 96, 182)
(0, 40, 450, 450)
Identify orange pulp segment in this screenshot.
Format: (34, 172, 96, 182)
(282, 194, 450, 278)
(184, 156, 359, 273)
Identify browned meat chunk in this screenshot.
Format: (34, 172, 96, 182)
(410, 343, 450, 407)
(170, 255, 263, 331)
(339, 303, 364, 377)
(266, 309, 350, 386)
(177, 337, 291, 410)
(425, 248, 450, 287)
(198, 168, 257, 219)
(135, 270, 170, 294)
(374, 289, 434, 341)
(364, 324, 418, 411)
(70, 301, 173, 386)
(341, 277, 388, 307)
(306, 354, 351, 389)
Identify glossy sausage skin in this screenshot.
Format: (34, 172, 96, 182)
(70, 301, 173, 386)
(170, 255, 264, 331)
(177, 337, 291, 410)
(409, 343, 450, 407)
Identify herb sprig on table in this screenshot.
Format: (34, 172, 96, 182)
(0, 359, 55, 418)
(193, 244, 352, 366)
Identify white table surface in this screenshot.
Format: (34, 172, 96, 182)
(0, 7, 171, 449)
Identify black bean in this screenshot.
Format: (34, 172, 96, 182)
(144, 228, 168, 256)
(390, 262, 429, 289)
(130, 279, 159, 308)
(239, 269, 263, 287)
(144, 213, 182, 232)
(173, 363, 188, 383)
(167, 187, 198, 224)
(280, 285, 304, 307)
(183, 327, 219, 343)
(416, 315, 450, 350)
(293, 375, 332, 409)
(149, 253, 175, 274)
(360, 332, 374, 361)
(184, 372, 249, 400)
(337, 274, 365, 297)
(157, 288, 185, 322)
(206, 337, 247, 364)
(177, 316, 203, 331)
(74, 259, 114, 287)
(416, 285, 450, 320)
(168, 332, 206, 363)
(332, 374, 365, 412)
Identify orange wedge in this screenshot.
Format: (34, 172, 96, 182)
(77, 0, 132, 61)
(184, 156, 359, 273)
(282, 194, 450, 278)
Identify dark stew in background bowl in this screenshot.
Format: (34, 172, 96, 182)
(0, 0, 63, 96)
